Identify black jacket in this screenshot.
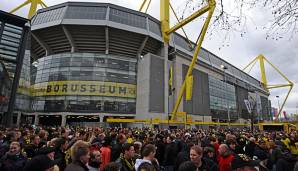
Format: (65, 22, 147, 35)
(0, 153, 27, 171)
(116, 157, 135, 171)
(155, 140, 165, 165)
(174, 151, 189, 171)
(163, 142, 178, 166)
(54, 149, 66, 171)
(199, 158, 219, 171)
(245, 142, 256, 158)
(64, 160, 89, 171)
(111, 143, 122, 162)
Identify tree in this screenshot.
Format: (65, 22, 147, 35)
(176, 0, 298, 40)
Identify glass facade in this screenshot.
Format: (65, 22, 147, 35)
(0, 19, 31, 114)
(208, 76, 237, 120)
(30, 53, 137, 113)
(15, 50, 31, 112)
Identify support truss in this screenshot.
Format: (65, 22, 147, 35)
(10, 0, 47, 19)
(243, 54, 294, 121)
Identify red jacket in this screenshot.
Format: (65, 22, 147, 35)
(218, 154, 234, 171)
(100, 146, 111, 170)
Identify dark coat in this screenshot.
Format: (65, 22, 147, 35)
(0, 153, 27, 171)
(54, 149, 66, 171)
(111, 143, 122, 162)
(64, 160, 89, 171)
(116, 157, 135, 171)
(174, 151, 189, 171)
(245, 142, 256, 158)
(163, 142, 178, 166)
(253, 146, 269, 161)
(199, 158, 219, 171)
(24, 143, 41, 158)
(155, 140, 165, 165)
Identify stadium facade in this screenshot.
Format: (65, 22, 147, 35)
(2, 2, 271, 126)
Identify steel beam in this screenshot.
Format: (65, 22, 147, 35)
(105, 27, 109, 55)
(171, 2, 216, 120)
(137, 36, 148, 58)
(31, 32, 51, 56)
(62, 25, 76, 52)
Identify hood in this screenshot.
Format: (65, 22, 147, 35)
(135, 159, 151, 171)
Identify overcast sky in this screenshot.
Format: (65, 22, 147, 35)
(2, 0, 298, 116)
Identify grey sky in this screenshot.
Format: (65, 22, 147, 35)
(2, 0, 297, 115)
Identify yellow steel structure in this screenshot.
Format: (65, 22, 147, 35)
(243, 54, 294, 121)
(138, 0, 216, 121)
(10, 0, 47, 19)
(139, 0, 152, 13)
(106, 118, 250, 126)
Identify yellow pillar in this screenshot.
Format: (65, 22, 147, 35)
(259, 55, 268, 91)
(160, 0, 170, 43)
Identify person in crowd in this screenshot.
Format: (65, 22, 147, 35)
(39, 130, 49, 147)
(88, 150, 101, 171)
(231, 154, 258, 171)
(0, 141, 27, 171)
(103, 162, 121, 171)
(24, 154, 60, 171)
(24, 135, 42, 158)
(203, 146, 216, 163)
(100, 136, 112, 170)
(111, 133, 127, 161)
(218, 144, 234, 171)
(135, 144, 156, 171)
(155, 134, 165, 165)
(190, 145, 218, 171)
(64, 140, 90, 171)
(0, 131, 18, 156)
(138, 162, 155, 171)
(226, 139, 237, 156)
(244, 137, 256, 158)
(253, 140, 269, 168)
(133, 141, 142, 160)
(178, 161, 197, 171)
(116, 143, 136, 171)
(163, 135, 178, 171)
(53, 138, 68, 170)
(174, 141, 194, 171)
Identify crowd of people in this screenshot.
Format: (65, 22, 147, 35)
(0, 125, 298, 171)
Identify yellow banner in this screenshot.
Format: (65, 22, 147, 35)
(31, 81, 136, 98)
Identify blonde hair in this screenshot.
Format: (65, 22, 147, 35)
(70, 140, 90, 161)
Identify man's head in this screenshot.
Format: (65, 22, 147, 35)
(32, 135, 40, 145)
(141, 144, 156, 161)
(122, 143, 135, 159)
(9, 141, 21, 155)
(117, 133, 127, 144)
(204, 147, 215, 159)
(89, 150, 101, 164)
(258, 140, 267, 149)
(166, 135, 174, 144)
(218, 144, 229, 156)
(71, 140, 90, 164)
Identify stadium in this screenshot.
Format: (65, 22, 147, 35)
(25, 2, 270, 126)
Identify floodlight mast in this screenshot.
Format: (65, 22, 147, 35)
(243, 54, 294, 121)
(10, 0, 47, 19)
(161, 0, 216, 121)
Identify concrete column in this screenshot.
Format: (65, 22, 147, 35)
(34, 114, 39, 125)
(61, 114, 66, 127)
(99, 116, 103, 123)
(16, 112, 21, 126)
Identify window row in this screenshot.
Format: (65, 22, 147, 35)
(31, 100, 136, 113)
